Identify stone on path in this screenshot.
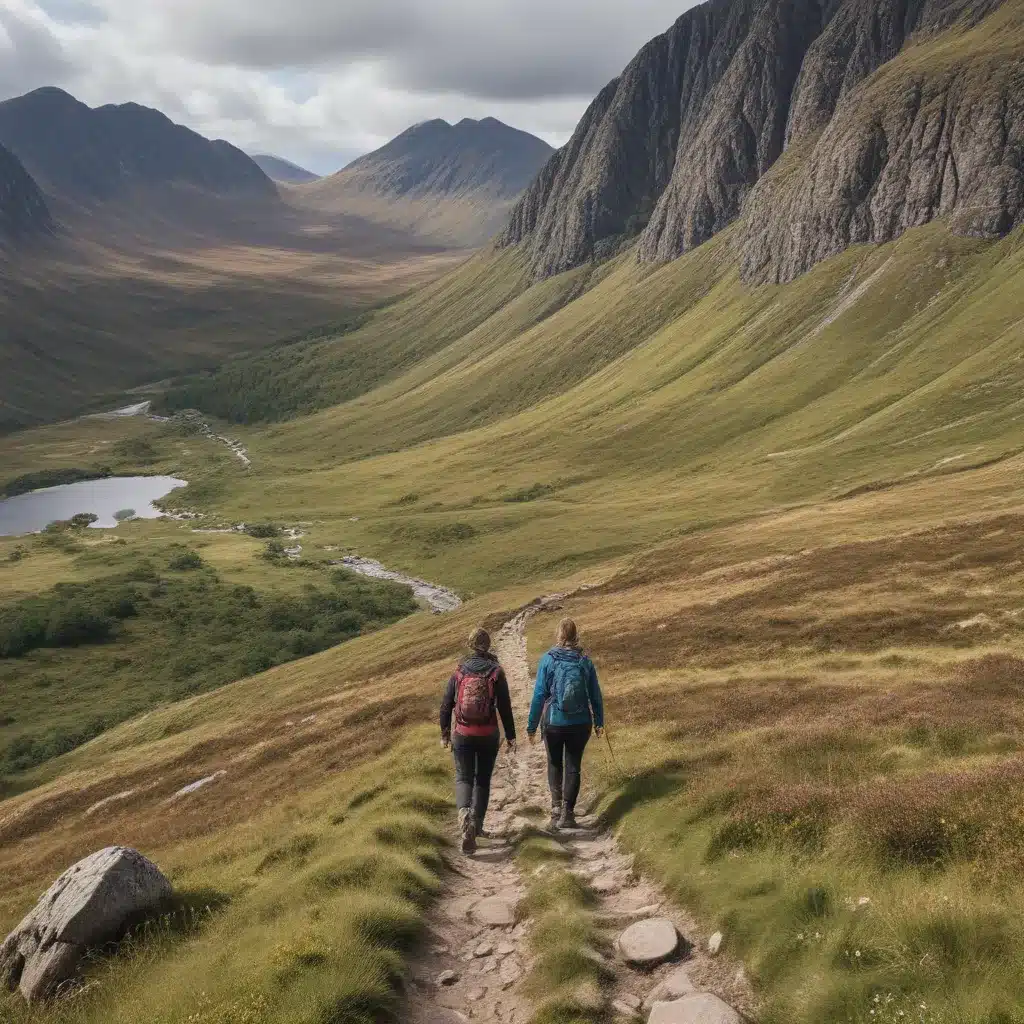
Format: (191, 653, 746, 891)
(467, 987, 487, 1002)
(617, 918, 680, 966)
(707, 931, 723, 956)
(592, 871, 623, 895)
(614, 998, 642, 1017)
(499, 956, 523, 989)
(647, 994, 742, 1024)
(0, 846, 171, 1002)
(474, 941, 494, 957)
(472, 897, 517, 927)
(436, 969, 459, 987)
(643, 966, 696, 1009)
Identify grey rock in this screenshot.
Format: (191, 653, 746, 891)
(472, 897, 517, 927)
(499, 956, 523, 989)
(467, 987, 488, 1002)
(708, 931, 723, 955)
(436, 969, 459, 987)
(616, 918, 680, 966)
(499, 0, 1019, 285)
(614, 997, 643, 1017)
(648, 994, 742, 1024)
(644, 966, 697, 1010)
(0, 846, 171, 1002)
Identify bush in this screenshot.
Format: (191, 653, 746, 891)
(244, 523, 281, 538)
(45, 602, 114, 647)
(70, 512, 99, 529)
(168, 550, 204, 571)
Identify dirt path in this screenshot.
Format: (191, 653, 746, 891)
(403, 597, 754, 1023)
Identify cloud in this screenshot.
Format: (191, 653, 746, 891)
(0, 0, 697, 174)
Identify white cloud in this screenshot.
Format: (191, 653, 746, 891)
(0, 0, 697, 174)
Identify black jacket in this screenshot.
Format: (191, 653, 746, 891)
(440, 651, 516, 740)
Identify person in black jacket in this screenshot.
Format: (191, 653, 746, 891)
(440, 627, 516, 853)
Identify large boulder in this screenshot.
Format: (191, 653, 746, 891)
(0, 846, 172, 1001)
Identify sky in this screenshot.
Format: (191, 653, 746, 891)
(0, 0, 696, 174)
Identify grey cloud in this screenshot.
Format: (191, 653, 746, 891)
(35, 0, 106, 26)
(0, 7, 75, 97)
(118, 0, 692, 101)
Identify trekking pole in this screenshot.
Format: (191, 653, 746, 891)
(602, 725, 627, 781)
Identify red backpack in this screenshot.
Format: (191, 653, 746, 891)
(455, 664, 499, 728)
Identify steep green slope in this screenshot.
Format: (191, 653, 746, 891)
(174, 219, 1024, 594)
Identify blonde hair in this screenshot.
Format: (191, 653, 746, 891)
(469, 627, 491, 653)
(556, 617, 579, 649)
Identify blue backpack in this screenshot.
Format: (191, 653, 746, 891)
(552, 656, 589, 717)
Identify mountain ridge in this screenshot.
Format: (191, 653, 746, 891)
(295, 116, 554, 246)
(0, 87, 276, 204)
(250, 154, 320, 184)
(500, 0, 1023, 284)
(0, 142, 52, 246)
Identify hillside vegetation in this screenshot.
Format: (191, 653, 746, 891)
(2, 3, 1024, 1021)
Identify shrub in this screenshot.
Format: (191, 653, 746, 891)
(70, 512, 99, 529)
(45, 602, 114, 647)
(244, 523, 282, 538)
(168, 550, 204, 571)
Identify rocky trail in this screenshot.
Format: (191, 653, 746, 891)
(404, 597, 753, 1024)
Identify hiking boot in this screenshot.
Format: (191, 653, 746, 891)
(558, 808, 578, 830)
(458, 809, 477, 854)
(549, 803, 563, 830)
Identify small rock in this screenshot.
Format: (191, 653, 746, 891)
(481, 956, 499, 974)
(472, 897, 516, 927)
(430, 944, 450, 955)
(643, 966, 696, 1010)
(496, 942, 516, 956)
(591, 872, 622, 895)
(617, 993, 643, 1010)
(467, 987, 487, 1002)
(707, 931, 723, 956)
(475, 941, 494, 958)
(499, 957, 523, 989)
(647, 994, 742, 1024)
(436, 969, 459, 987)
(617, 918, 680, 967)
(614, 997, 642, 1017)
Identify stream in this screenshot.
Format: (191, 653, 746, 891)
(337, 555, 462, 614)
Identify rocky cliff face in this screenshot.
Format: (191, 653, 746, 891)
(501, 0, 1022, 284)
(0, 142, 52, 245)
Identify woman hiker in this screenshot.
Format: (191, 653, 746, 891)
(440, 627, 517, 854)
(527, 617, 605, 830)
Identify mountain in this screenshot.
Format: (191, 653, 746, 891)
(251, 154, 320, 184)
(0, 87, 276, 203)
(295, 118, 554, 246)
(501, 0, 1024, 283)
(0, 142, 52, 245)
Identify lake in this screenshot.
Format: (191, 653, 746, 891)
(0, 476, 187, 536)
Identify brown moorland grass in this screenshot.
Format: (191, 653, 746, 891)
(525, 492, 1024, 1022)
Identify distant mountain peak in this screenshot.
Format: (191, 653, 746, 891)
(339, 116, 553, 201)
(250, 154, 319, 184)
(0, 87, 275, 203)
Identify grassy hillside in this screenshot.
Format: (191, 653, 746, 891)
(3, 84, 1024, 1024)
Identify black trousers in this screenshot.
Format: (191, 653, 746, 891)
(544, 724, 592, 811)
(453, 733, 500, 827)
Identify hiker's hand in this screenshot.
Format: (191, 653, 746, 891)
(441, 735, 451, 749)
(595, 727, 604, 738)
(527, 732, 536, 746)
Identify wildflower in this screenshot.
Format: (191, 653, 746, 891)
(855, 950, 862, 958)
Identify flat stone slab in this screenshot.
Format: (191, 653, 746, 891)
(644, 966, 697, 1009)
(617, 918, 680, 966)
(472, 897, 516, 927)
(647, 994, 742, 1024)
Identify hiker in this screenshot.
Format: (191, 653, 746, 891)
(440, 627, 516, 853)
(526, 617, 604, 829)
